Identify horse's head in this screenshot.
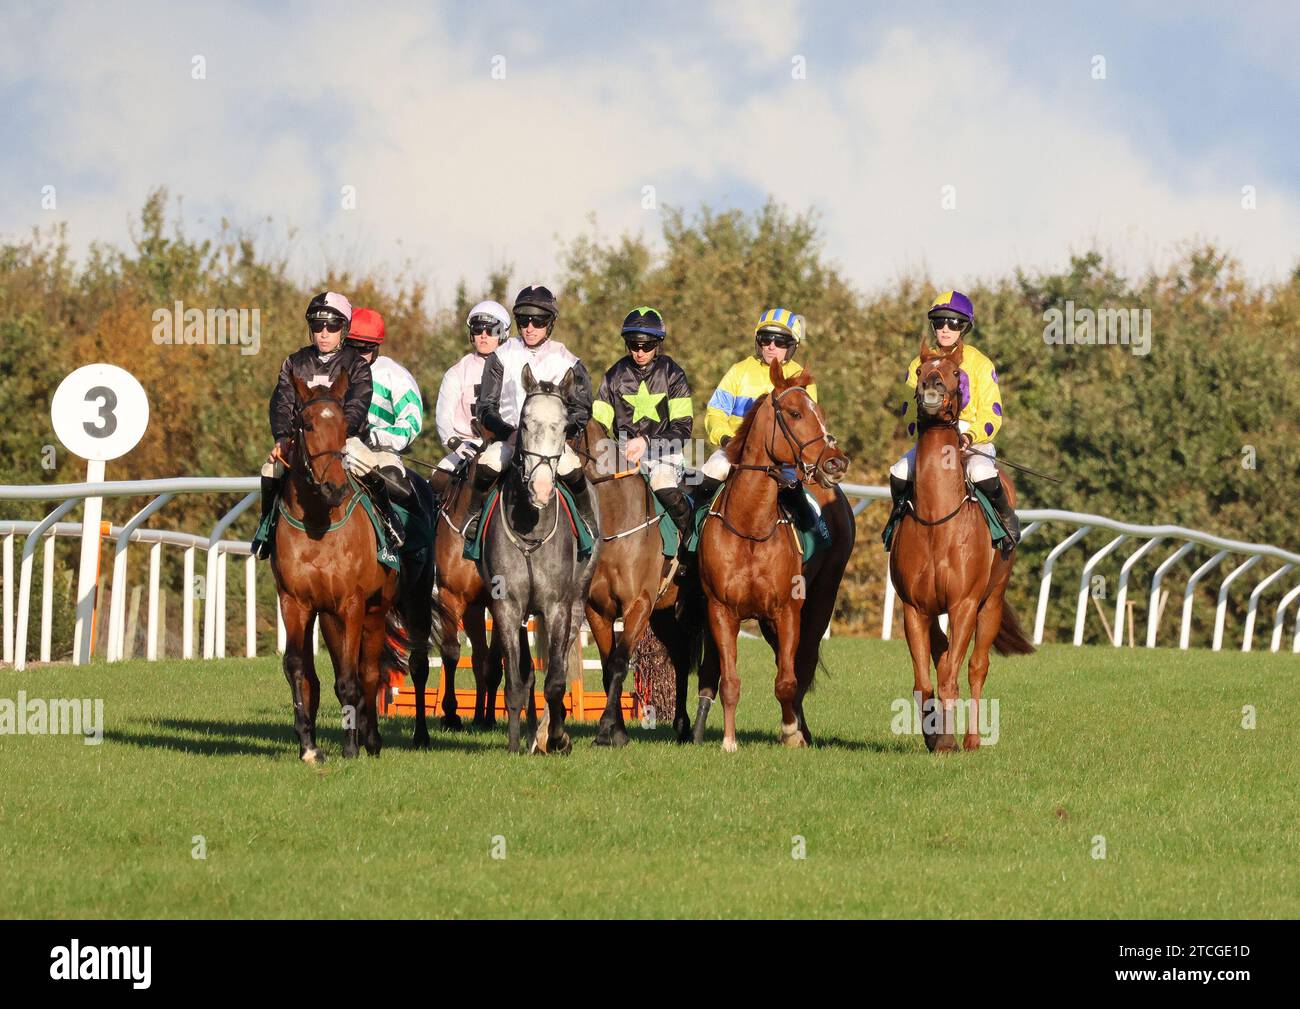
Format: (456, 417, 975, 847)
(768, 359, 849, 487)
(915, 338, 964, 427)
(517, 363, 571, 509)
(291, 370, 350, 507)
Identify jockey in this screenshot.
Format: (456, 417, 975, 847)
(694, 307, 816, 505)
(431, 300, 510, 498)
(340, 307, 423, 551)
(255, 291, 373, 559)
(885, 290, 1020, 555)
(591, 306, 694, 540)
(462, 285, 596, 542)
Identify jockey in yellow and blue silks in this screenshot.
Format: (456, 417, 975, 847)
(695, 308, 816, 505)
(885, 290, 1020, 554)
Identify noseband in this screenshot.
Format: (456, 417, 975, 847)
(294, 391, 349, 493)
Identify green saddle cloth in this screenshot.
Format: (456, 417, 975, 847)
(647, 482, 681, 557)
(686, 484, 829, 564)
(881, 486, 1008, 552)
(250, 480, 402, 571)
(463, 483, 596, 561)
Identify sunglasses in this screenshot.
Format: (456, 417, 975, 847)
(345, 340, 376, 354)
(468, 322, 499, 336)
(756, 332, 794, 348)
(625, 340, 658, 353)
(309, 319, 345, 334)
(930, 317, 968, 332)
(515, 314, 552, 330)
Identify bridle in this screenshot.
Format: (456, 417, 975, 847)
(293, 391, 351, 497)
(515, 389, 568, 491)
(731, 384, 834, 488)
(907, 362, 975, 528)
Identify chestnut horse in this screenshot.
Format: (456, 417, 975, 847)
(420, 451, 530, 739)
(888, 339, 1034, 753)
(696, 360, 849, 752)
(578, 419, 706, 746)
(271, 370, 399, 763)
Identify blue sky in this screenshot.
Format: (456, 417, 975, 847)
(2, 1, 1297, 301)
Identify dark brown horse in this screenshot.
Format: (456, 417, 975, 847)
(579, 419, 705, 746)
(420, 453, 529, 739)
(888, 339, 1034, 753)
(696, 360, 849, 752)
(271, 370, 399, 763)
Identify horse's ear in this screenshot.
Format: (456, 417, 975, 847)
(769, 357, 786, 389)
(290, 372, 310, 402)
(522, 363, 537, 393)
(559, 367, 575, 397)
(949, 339, 965, 368)
(919, 336, 936, 362)
(331, 368, 350, 396)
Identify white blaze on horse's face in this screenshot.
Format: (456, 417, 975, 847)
(520, 391, 568, 509)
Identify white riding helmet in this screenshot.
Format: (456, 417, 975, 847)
(466, 300, 511, 341)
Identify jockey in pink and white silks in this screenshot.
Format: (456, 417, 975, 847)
(885, 290, 1020, 555)
(430, 300, 509, 499)
(461, 285, 597, 543)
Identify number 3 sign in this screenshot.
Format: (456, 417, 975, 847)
(51, 364, 150, 461)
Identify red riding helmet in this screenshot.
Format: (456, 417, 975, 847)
(349, 307, 386, 344)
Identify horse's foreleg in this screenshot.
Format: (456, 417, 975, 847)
(965, 597, 1002, 751)
(321, 607, 364, 758)
(498, 608, 526, 753)
(692, 631, 721, 744)
(539, 602, 574, 756)
(901, 603, 938, 752)
(436, 593, 465, 731)
(280, 599, 323, 764)
(708, 601, 742, 753)
(773, 604, 805, 748)
(359, 607, 388, 756)
(937, 600, 979, 754)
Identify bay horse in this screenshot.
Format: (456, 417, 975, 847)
(420, 448, 529, 737)
(888, 338, 1034, 753)
(271, 369, 399, 763)
(479, 365, 601, 754)
(696, 360, 849, 752)
(578, 419, 705, 746)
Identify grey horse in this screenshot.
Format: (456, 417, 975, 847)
(478, 365, 601, 754)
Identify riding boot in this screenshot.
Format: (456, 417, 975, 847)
(975, 476, 1020, 558)
(881, 475, 912, 548)
(461, 465, 497, 543)
(428, 468, 453, 501)
(653, 485, 694, 544)
(560, 470, 599, 540)
(363, 471, 406, 551)
(254, 475, 280, 560)
(691, 474, 724, 512)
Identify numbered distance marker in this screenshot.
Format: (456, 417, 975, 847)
(51, 364, 150, 461)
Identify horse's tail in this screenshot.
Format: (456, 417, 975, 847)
(381, 603, 412, 678)
(993, 601, 1035, 656)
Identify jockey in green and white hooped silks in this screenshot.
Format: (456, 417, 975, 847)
(885, 290, 1020, 556)
(591, 306, 695, 540)
(461, 285, 597, 544)
(694, 308, 817, 506)
(340, 307, 424, 550)
(430, 300, 510, 499)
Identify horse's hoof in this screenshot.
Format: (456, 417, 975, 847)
(779, 722, 807, 748)
(923, 733, 939, 753)
(441, 713, 464, 731)
(300, 748, 325, 765)
(963, 734, 981, 751)
(674, 717, 692, 743)
(721, 737, 738, 753)
(472, 716, 494, 730)
(552, 733, 572, 756)
(411, 732, 431, 750)
(595, 726, 629, 748)
(934, 738, 959, 754)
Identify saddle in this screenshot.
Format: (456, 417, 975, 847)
(880, 480, 1008, 552)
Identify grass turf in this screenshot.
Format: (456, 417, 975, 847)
(0, 637, 1295, 919)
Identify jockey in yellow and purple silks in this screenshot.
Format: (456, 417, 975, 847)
(693, 308, 816, 505)
(885, 290, 1020, 555)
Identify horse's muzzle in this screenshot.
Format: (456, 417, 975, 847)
(819, 454, 848, 486)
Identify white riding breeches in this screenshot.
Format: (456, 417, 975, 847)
(701, 447, 732, 482)
(891, 442, 998, 483)
(479, 436, 581, 477)
(643, 453, 684, 491)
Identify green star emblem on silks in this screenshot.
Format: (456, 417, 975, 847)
(622, 381, 666, 423)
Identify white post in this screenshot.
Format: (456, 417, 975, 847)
(182, 545, 195, 659)
(1112, 538, 1165, 646)
(1147, 542, 1196, 648)
(41, 533, 55, 662)
(245, 554, 256, 658)
(147, 541, 162, 660)
(276, 595, 286, 654)
(1243, 564, 1293, 652)
(1271, 583, 1300, 652)
(881, 577, 896, 641)
(216, 550, 228, 659)
(1212, 555, 1260, 651)
(72, 458, 107, 665)
(1033, 526, 1092, 646)
(203, 492, 257, 659)
(1074, 535, 1127, 646)
(1179, 550, 1229, 650)
(3, 531, 13, 665)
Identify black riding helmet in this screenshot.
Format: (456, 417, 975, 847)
(513, 285, 558, 339)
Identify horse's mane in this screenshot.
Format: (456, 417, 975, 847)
(725, 393, 769, 464)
